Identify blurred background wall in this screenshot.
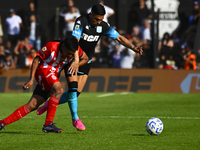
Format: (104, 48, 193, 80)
(0, 0, 193, 44)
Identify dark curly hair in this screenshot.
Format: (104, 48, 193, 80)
(91, 4, 106, 15)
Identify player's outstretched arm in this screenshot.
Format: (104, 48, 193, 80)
(116, 34, 143, 55)
(23, 56, 41, 90)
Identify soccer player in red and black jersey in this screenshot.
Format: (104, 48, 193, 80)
(0, 36, 88, 133)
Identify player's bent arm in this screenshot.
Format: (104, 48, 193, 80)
(73, 37, 80, 63)
(68, 49, 79, 76)
(72, 50, 79, 67)
(23, 56, 41, 90)
(68, 36, 80, 75)
(79, 51, 89, 67)
(116, 35, 143, 55)
(74, 50, 79, 63)
(29, 56, 41, 80)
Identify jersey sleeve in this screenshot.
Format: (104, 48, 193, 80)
(104, 26, 119, 40)
(72, 18, 83, 40)
(78, 46, 83, 57)
(37, 43, 51, 60)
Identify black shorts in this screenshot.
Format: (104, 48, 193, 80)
(33, 84, 51, 101)
(64, 63, 92, 77)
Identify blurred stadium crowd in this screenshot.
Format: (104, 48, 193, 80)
(0, 0, 200, 71)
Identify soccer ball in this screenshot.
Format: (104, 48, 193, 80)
(145, 117, 163, 135)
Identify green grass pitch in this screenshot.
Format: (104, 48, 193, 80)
(0, 92, 200, 150)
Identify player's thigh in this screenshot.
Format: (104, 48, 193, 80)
(66, 75, 78, 83)
(78, 75, 88, 92)
(27, 94, 46, 111)
(35, 67, 60, 91)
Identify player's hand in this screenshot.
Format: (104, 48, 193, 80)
(68, 61, 79, 76)
(133, 47, 143, 55)
(23, 79, 33, 90)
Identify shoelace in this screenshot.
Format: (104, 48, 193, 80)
(50, 122, 58, 126)
(76, 120, 83, 125)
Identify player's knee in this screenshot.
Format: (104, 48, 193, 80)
(53, 87, 64, 99)
(68, 81, 78, 91)
(27, 101, 38, 111)
(58, 87, 64, 94)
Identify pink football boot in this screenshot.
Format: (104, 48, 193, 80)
(73, 119, 86, 131)
(37, 100, 49, 115)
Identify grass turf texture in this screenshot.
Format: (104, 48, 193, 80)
(0, 93, 199, 150)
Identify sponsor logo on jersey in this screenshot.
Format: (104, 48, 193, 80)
(75, 25, 80, 29)
(51, 75, 57, 80)
(82, 33, 99, 42)
(73, 30, 80, 35)
(96, 26, 102, 33)
(42, 46, 47, 51)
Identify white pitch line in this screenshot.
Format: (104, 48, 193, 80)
(97, 92, 133, 97)
(1, 116, 199, 120)
(120, 92, 133, 95)
(81, 116, 200, 120)
(97, 93, 116, 97)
